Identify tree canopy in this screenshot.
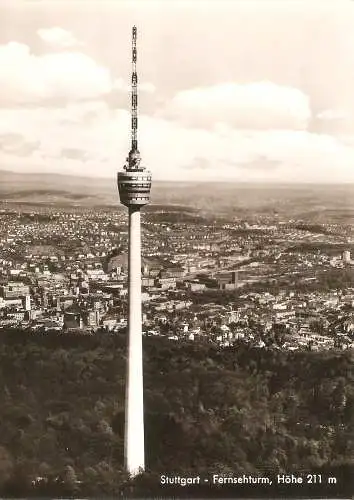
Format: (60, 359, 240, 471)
(0, 328, 352, 497)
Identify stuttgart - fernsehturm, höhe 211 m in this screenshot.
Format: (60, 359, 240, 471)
(117, 26, 152, 477)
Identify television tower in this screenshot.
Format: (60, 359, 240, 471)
(117, 26, 152, 476)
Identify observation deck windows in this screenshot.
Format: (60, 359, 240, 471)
(119, 182, 151, 189)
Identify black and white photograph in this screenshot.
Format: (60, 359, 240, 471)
(0, 0, 353, 498)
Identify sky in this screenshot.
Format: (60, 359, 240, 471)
(0, 0, 354, 182)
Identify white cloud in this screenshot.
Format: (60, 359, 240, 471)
(161, 81, 311, 130)
(0, 42, 112, 103)
(317, 109, 351, 121)
(1, 102, 354, 183)
(0, 41, 156, 105)
(37, 27, 82, 48)
(139, 82, 156, 94)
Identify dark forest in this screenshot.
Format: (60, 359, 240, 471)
(0, 329, 352, 497)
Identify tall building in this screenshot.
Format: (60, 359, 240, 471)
(343, 250, 351, 264)
(117, 26, 152, 477)
(24, 295, 31, 311)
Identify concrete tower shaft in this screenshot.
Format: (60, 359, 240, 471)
(125, 206, 144, 475)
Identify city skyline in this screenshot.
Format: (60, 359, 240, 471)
(1, 0, 354, 183)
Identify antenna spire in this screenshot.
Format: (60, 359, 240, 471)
(131, 25, 138, 153)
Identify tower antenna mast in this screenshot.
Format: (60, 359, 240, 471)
(125, 25, 141, 170)
(131, 25, 138, 153)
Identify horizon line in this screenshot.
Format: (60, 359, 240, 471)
(2, 168, 354, 186)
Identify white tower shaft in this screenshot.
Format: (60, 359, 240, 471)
(125, 206, 145, 475)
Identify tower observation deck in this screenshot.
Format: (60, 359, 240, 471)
(118, 25, 152, 207)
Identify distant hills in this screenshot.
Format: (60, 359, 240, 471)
(1, 169, 354, 221)
(0, 169, 207, 208)
(0, 170, 116, 206)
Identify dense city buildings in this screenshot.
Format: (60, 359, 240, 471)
(0, 201, 354, 353)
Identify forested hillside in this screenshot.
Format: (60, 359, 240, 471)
(0, 329, 352, 497)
